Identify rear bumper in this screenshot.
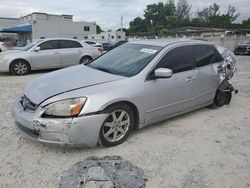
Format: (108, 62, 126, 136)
(12, 97, 107, 147)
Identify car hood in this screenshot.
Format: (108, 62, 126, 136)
(0, 49, 24, 56)
(25, 65, 124, 104)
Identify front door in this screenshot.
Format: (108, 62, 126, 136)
(30, 40, 61, 69)
(144, 45, 198, 124)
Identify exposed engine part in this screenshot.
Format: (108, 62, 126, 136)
(59, 156, 146, 188)
(217, 46, 237, 80)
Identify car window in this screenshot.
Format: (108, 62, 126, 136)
(85, 41, 95, 45)
(60, 40, 82, 48)
(192, 45, 223, 67)
(38, 40, 59, 50)
(88, 44, 162, 77)
(156, 46, 195, 73)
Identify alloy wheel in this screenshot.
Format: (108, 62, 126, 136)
(81, 58, 91, 65)
(14, 62, 28, 74)
(102, 110, 130, 143)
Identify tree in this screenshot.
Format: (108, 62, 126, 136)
(197, 3, 220, 23)
(165, 0, 176, 16)
(176, 0, 191, 21)
(96, 25, 103, 34)
(142, 0, 177, 35)
(128, 0, 183, 36)
(116, 28, 130, 36)
(127, 1, 242, 37)
(226, 5, 240, 23)
(242, 18, 250, 29)
(129, 17, 148, 35)
(196, 3, 240, 28)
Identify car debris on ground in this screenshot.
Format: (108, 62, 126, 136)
(59, 156, 146, 188)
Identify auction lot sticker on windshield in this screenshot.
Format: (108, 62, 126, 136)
(140, 48, 157, 54)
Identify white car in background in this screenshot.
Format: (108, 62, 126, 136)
(83, 40, 104, 54)
(0, 38, 102, 75)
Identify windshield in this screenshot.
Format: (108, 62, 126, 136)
(87, 43, 162, 77)
(22, 43, 37, 51)
(21, 39, 43, 51)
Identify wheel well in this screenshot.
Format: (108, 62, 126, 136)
(9, 59, 31, 72)
(104, 101, 140, 130)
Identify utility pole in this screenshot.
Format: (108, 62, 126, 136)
(121, 16, 123, 32)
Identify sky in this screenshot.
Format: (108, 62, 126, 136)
(0, 0, 249, 30)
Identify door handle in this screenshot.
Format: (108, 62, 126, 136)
(54, 52, 59, 54)
(185, 76, 196, 82)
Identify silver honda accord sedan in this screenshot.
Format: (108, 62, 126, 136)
(12, 39, 237, 147)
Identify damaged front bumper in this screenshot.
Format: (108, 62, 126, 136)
(12, 97, 107, 147)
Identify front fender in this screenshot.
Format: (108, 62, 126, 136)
(40, 78, 145, 124)
(9, 56, 32, 69)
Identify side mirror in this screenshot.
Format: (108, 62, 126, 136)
(154, 68, 173, 78)
(33, 46, 40, 52)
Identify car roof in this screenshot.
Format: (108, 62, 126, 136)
(38, 38, 81, 42)
(83, 40, 96, 42)
(128, 38, 213, 47)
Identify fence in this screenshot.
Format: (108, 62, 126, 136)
(203, 35, 250, 50)
(128, 35, 250, 50)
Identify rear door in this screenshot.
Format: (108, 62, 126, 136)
(30, 40, 61, 68)
(59, 40, 83, 66)
(191, 45, 224, 106)
(144, 45, 198, 124)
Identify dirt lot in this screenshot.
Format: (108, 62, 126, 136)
(0, 56, 250, 188)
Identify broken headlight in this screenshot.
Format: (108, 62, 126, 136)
(43, 98, 87, 117)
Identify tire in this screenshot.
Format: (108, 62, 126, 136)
(80, 56, 93, 65)
(214, 91, 232, 107)
(99, 104, 134, 147)
(10, 60, 31, 75)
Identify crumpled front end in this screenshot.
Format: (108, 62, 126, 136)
(217, 46, 237, 80)
(12, 96, 107, 147)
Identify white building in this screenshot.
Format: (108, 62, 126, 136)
(88, 31, 126, 43)
(0, 12, 96, 45)
(0, 17, 19, 38)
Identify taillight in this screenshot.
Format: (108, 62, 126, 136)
(98, 47, 104, 54)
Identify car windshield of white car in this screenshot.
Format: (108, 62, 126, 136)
(22, 43, 37, 51)
(87, 43, 162, 77)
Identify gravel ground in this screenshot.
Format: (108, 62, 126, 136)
(0, 56, 250, 188)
